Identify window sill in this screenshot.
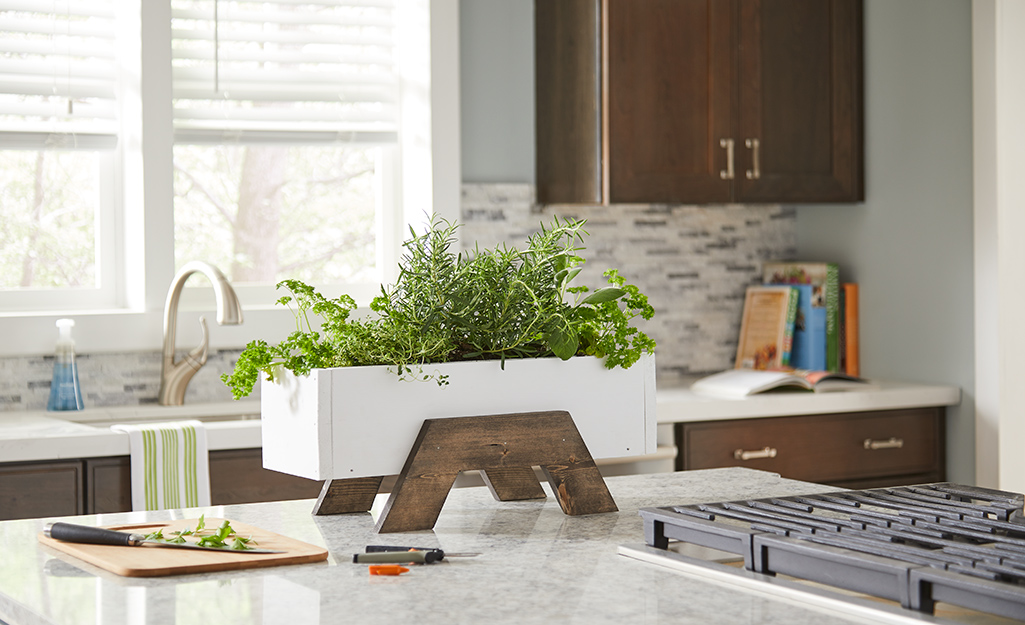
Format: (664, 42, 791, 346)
(0, 304, 341, 358)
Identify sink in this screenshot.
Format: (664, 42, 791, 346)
(0, 413, 98, 438)
(1, 401, 265, 462)
(52, 400, 262, 428)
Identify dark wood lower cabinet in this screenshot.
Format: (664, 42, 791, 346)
(0, 450, 324, 520)
(0, 460, 84, 521)
(85, 449, 324, 514)
(207, 449, 323, 506)
(2, 408, 946, 521)
(86, 456, 133, 514)
(674, 407, 946, 489)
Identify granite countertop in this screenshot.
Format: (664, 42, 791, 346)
(0, 381, 960, 464)
(0, 467, 917, 625)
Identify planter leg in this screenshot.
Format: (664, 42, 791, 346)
(374, 472, 459, 533)
(372, 410, 618, 533)
(541, 462, 618, 516)
(313, 476, 384, 515)
(481, 467, 547, 501)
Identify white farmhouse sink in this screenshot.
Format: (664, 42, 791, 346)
(0, 413, 97, 437)
(0, 401, 263, 462)
(54, 400, 261, 428)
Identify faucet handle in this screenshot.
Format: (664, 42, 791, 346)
(183, 315, 210, 369)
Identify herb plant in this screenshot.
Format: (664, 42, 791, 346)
(222, 216, 655, 400)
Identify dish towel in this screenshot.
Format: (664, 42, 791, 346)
(110, 420, 212, 511)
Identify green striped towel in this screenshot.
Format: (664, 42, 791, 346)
(110, 420, 211, 511)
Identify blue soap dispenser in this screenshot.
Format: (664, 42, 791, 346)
(47, 318, 84, 411)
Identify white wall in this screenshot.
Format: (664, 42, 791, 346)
(974, 0, 1025, 492)
(796, 0, 975, 483)
(973, 0, 998, 489)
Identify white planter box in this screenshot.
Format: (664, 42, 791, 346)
(260, 353, 656, 481)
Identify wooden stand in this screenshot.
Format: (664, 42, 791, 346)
(312, 410, 618, 533)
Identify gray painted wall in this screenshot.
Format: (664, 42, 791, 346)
(460, 0, 535, 183)
(460, 0, 977, 483)
(796, 0, 975, 484)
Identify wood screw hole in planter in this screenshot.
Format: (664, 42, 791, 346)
(311, 410, 618, 533)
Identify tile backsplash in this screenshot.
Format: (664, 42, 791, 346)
(0, 349, 245, 412)
(460, 184, 797, 384)
(0, 184, 796, 411)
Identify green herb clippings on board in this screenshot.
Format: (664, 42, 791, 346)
(142, 517, 258, 551)
(221, 216, 656, 400)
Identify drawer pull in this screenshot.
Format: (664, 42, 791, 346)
(734, 446, 777, 461)
(864, 437, 904, 450)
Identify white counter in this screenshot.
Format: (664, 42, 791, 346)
(0, 380, 961, 464)
(656, 378, 960, 423)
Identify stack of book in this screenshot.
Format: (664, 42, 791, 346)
(735, 261, 860, 376)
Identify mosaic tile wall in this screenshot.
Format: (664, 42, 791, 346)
(459, 184, 797, 384)
(0, 183, 796, 411)
(0, 349, 245, 412)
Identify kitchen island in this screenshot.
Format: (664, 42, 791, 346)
(0, 467, 975, 625)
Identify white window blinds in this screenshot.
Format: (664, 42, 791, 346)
(171, 0, 399, 144)
(0, 0, 119, 148)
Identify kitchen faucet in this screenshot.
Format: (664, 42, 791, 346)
(158, 261, 244, 405)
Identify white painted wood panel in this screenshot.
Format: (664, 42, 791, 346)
(260, 354, 656, 481)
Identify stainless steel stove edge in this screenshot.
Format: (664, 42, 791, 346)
(617, 543, 965, 625)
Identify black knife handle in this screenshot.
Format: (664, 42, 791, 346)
(44, 522, 140, 547)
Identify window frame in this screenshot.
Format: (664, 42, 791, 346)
(0, 0, 460, 358)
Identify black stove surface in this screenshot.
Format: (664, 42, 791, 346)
(639, 483, 1025, 622)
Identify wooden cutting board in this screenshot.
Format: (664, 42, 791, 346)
(38, 518, 328, 577)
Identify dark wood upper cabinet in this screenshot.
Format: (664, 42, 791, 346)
(536, 0, 864, 205)
(607, 0, 734, 204)
(733, 0, 863, 202)
(535, 0, 603, 204)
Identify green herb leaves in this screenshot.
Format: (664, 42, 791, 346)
(222, 216, 655, 399)
(143, 516, 258, 551)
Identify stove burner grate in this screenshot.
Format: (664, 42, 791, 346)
(640, 482, 1025, 621)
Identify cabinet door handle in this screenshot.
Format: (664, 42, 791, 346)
(745, 138, 761, 179)
(734, 446, 777, 461)
(720, 138, 735, 180)
(863, 437, 904, 450)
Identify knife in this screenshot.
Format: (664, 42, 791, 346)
(44, 522, 284, 554)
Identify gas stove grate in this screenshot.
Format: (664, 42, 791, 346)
(639, 483, 1025, 621)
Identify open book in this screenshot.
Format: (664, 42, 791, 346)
(691, 368, 872, 399)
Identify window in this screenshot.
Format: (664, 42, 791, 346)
(170, 0, 400, 293)
(0, 0, 458, 357)
(0, 0, 121, 311)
